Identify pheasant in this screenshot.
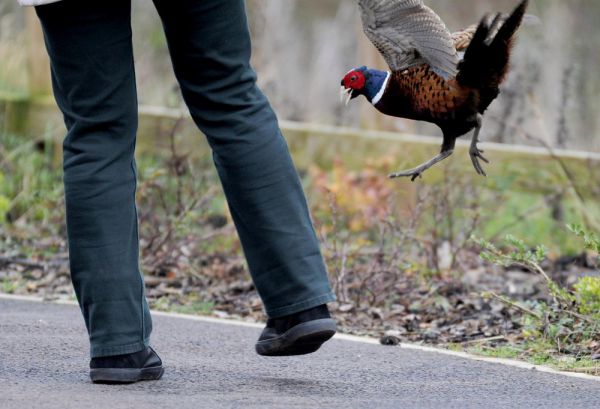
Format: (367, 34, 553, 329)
(341, 0, 530, 180)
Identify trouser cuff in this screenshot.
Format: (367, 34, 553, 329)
(90, 338, 149, 358)
(265, 292, 336, 318)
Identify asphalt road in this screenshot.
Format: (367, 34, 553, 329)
(1, 297, 599, 409)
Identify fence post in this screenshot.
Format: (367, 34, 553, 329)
(25, 7, 52, 97)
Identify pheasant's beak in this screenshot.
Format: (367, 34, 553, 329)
(340, 86, 353, 106)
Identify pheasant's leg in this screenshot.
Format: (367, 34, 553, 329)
(389, 149, 454, 182)
(469, 115, 489, 177)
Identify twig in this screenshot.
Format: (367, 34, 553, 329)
(517, 260, 553, 287)
(336, 242, 350, 303)
(167, 116, 186, 215)
(464, 335, 506, 345)
(0, 256, 45, 269)
(485, 291, 543, 320)
(560, 309, 599, 326)
(146, 186, 219, 271)
(487, 201, 553, 242)
(0, 256, 67, 272)
(563, 367, 600, 375)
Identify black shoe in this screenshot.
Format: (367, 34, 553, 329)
(89, 346, 164, 384)
(255, 304, 337, 356)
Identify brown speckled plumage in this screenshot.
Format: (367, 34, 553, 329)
(375, 65, 479, 142)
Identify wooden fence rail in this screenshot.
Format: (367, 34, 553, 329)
(3, 98, 600, 189)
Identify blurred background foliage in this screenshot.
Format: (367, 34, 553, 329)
(0, 0, 599, 149)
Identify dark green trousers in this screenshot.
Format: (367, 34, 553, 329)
(36, 0, 334, 358)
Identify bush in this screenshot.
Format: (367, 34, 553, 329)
(574, 276, 600, 316)
(474, 224, 600, 357)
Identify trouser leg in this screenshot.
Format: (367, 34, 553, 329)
(152, 0, 335, 318)
(35, 0, 151, 357)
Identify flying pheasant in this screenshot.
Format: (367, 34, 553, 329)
(341, 0, 530, 180)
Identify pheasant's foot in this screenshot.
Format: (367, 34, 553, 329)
(389, 150, 454, 182)
(468, 114, 488, 177)
(469, 146, 489, 177)
(388, 166, 427, 182)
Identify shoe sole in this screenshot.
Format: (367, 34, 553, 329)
(90, 365, 164, 384)
(255, 318, 337, 357)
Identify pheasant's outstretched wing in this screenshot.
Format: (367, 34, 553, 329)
(358, 0, 459, 79)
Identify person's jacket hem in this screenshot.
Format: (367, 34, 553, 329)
(18, 0, 62, 6)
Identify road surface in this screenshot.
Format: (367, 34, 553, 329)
(1, 297, 599, 409)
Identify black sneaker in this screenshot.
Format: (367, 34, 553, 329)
(255, 304, 337, 356)
(89, 346, 164, 384)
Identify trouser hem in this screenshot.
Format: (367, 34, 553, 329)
(90, 338, 149, 358)
(266, 292, 336, 319)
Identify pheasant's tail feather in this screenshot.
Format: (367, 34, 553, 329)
(453, 12, 538, 51)
(491, 0, 528, 50)
(456, 0, 528, 107)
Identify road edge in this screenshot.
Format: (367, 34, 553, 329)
(1, 292, 598, 383)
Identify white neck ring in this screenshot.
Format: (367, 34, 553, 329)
(371, 71, 391, 106)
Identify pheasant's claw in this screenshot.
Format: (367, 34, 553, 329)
(475, 149, 489, 164)
(389, 169, 424, 181)
(469, 148, 489, 177)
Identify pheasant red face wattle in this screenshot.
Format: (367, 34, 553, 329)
(342, 70, 366, 90)
(340, 70, 367, 105)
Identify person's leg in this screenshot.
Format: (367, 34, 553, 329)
(152, 0, 337, 355)
(35, 0, 153, 363)
(151, 0, 335, 326)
